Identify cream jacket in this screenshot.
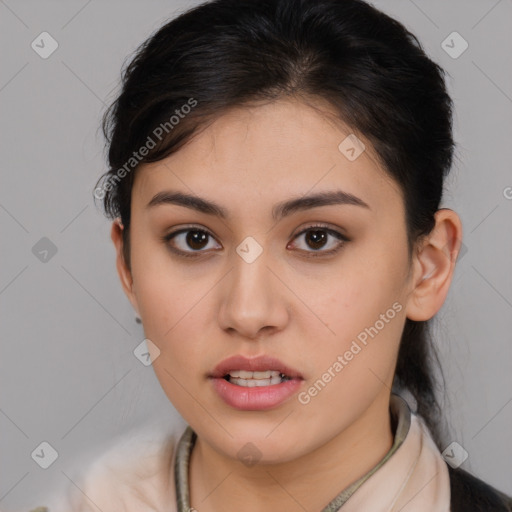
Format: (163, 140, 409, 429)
(32, 396, 451, 511)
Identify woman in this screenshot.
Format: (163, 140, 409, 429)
(35, 0, 511, 510)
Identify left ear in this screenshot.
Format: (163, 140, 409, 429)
(405, 208, 463, 321)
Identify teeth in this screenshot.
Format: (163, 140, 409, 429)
(224, 370, 293, 387)
(228, 370, 281, 379)
(230, 375, 284, 387)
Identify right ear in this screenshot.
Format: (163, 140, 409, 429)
(110, 219, 140, 316)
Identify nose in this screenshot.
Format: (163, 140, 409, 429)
(217, 246, 289, 340)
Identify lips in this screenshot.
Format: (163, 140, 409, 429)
(209, 354, 304, 380)
(208, 354, 305, 410)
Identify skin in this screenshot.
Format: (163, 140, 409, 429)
(111, 98, 462, 512)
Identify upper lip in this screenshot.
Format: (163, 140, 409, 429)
(209, 354, 304, 379)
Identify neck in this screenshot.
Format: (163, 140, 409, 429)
(188, 389, 394, 512)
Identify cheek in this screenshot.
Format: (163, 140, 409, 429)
(313, 251, 408, 344)
(129, 256, 211, 373)
(297, 295, 405, 434)
(311, 290, 404, 380)
(302, 237, 408, 386)
(130, 234, 205, 330)
(136, 275, 210, 351)
(134, 269, 213, 415)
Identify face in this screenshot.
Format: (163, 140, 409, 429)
(119, 98, 418, 464)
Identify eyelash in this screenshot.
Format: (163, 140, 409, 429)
(161, 223, 349, 259)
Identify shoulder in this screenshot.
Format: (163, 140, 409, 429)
(47, 422, 186, 512)
(449, 465, 512, 512)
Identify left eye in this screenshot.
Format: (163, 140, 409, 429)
(289, 225, 348, 256)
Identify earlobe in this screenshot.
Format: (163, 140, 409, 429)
(405, 209, 463, 321)
(110, 219, 140, 316)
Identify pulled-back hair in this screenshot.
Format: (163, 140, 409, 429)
(96, 0, 454, 447)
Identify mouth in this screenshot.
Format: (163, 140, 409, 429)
(209, 354, 304, 382)
(208, 354, 304, 410)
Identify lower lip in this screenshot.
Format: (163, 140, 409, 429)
(210, 377, 303, 410)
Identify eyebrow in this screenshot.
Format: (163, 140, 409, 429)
(146, 189, 370, 220)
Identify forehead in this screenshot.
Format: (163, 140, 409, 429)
(132, 99, 403, 217)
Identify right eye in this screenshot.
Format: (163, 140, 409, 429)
(162, 227, 222, 258)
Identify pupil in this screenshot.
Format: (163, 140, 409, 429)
(306, 229, 326, 250)
(187, 230, 208, 250)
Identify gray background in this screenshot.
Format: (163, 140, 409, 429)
(1, 0, 511, 509)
